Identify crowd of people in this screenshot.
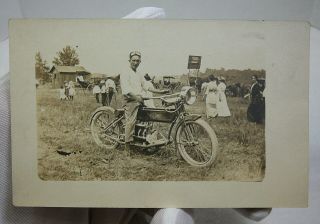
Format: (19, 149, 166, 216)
(59, 80, 76, 101)
(92, 78, 117, 106)
(200, 74, 265, 124)
(201, 75, 231, 119)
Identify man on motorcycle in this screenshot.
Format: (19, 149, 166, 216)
(120, 51, 169, 151)
(120, 51, 146, 150)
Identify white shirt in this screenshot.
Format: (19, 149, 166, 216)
(100, 84, 106, 93)
(92, 85, 101, 94)
(205, 81, 217, 95)
(217, 82, 226, 92)
(105, 79, 116, 92)
(120, 66, 144, 95)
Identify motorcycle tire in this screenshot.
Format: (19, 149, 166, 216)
(175, 118, 219, 167)
(91, 108, 120, 150)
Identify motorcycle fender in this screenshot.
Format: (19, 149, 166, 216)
(172, 113, 202, 150)
(173, 114, 202, 134)
(88, 106, 115, 125)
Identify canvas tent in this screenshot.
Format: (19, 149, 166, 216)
(49, 65, 90, 88)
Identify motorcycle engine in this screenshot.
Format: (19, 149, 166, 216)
(134, 122, 164, 145)
(146, 130, 159, 145)
(134, 122, 152, 143)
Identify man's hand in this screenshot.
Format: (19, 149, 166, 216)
(161, 89, 170, 94)
(125, 93, 144, 103)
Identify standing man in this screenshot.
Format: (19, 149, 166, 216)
(120, 51, 145, 150)
(100, 80, 107, 106)
(92, 82, 101, 103)
(105, 78, 117, 106)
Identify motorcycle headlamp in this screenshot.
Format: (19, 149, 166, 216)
(180, 86, 197, 105)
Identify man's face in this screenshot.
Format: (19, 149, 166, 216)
(129, 55, 141, 71)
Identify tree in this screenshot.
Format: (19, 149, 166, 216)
(35, 52, 50, 82)
(35, 52, 43, 67)
(52, 45, 80, 66)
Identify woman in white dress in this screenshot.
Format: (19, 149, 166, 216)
(217, 77, 231, 117)
(205, 75, 218, 119)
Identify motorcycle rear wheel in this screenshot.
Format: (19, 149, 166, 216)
(175, 119, 219, 167)
(91, 108, 121, 150)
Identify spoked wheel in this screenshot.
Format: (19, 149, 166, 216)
(90, 108, 121, 150)
(175, 119, 219, 167)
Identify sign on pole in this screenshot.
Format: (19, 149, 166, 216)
(188, 55, 202, 69)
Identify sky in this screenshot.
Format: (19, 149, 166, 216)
(34, 20, 266, 76)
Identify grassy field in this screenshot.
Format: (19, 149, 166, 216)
(37, 85, 265, 181)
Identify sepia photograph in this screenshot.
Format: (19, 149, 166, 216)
(10, 20, 309, 207)
(34, 21, 266, 181)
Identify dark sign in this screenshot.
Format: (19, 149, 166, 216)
(188, 55, 201, 69)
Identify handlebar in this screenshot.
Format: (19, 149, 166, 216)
(152, 93, 181, 106)
(143, 86, 196, 107)
(148, 92, 180, 100)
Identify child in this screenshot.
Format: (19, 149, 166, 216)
(68, 81, 76, 101)
(59, 86, 66, 100)
(64, 81, 70, 100)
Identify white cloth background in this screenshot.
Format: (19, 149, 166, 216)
(1, 2, 320, 224)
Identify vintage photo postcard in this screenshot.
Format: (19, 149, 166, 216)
(10, 20, 309, 207)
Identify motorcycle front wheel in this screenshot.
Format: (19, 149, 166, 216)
(175, 119, 219, 167)
(90, 108, 120, 150)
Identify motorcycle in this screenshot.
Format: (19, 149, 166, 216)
(90, 86, 219, 167)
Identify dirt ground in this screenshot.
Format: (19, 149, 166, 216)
(37, 85, 265, 181)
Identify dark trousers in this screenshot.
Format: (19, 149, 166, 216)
(95, 93, 100, 103)
(107, 91, 114, 106)
(101, 93, 107, 106)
